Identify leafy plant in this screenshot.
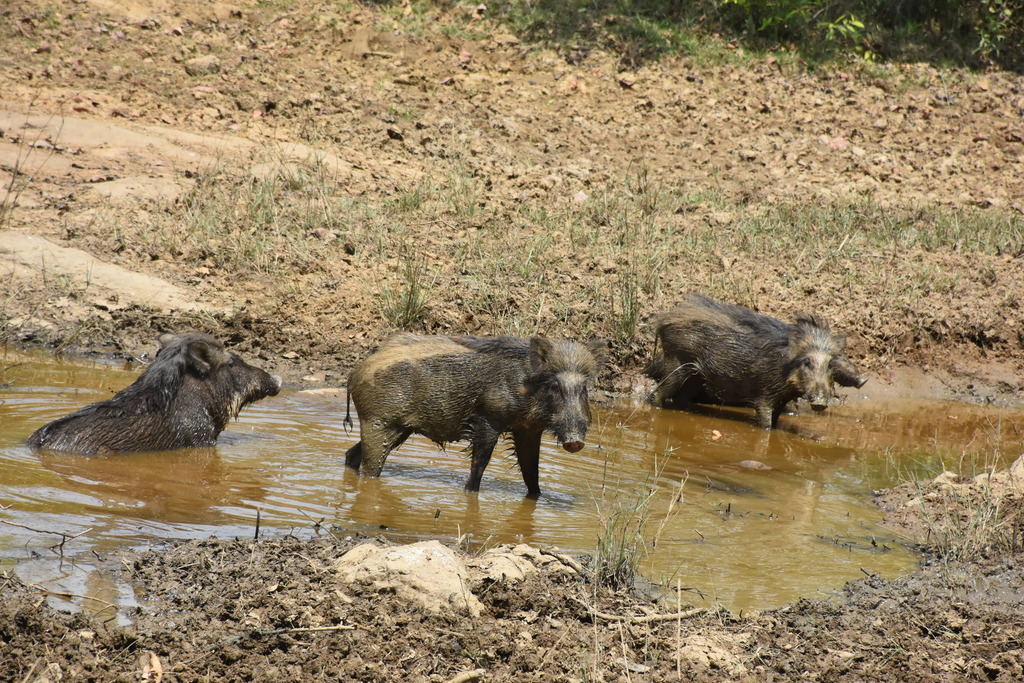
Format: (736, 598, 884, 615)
(721, 0, 817, 37)
(976, 0, 1020, 60)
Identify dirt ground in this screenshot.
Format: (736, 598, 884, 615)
(1, 0, 1024, 680)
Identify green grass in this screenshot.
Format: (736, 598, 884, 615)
(102, 135, 1024, 361)
(588, 447, 685, 590)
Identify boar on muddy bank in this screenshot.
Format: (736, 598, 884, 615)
(27, 333, 282, 454)
(344, 333, 608, 498)
(646, 294, 866, 429)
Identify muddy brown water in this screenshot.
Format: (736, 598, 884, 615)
(2, 348, 1022, 619)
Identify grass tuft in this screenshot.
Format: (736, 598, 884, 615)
(377, 248, 437, 330)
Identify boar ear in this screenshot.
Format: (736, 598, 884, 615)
(832, 333, 847, 352)
(185, 340, 229, 377)
(788, 326, 811, 358)
(794, 312, 828, 330)
(529, 337, 554, 372)
(158, 333, 178, 348)
(586, 339, 609, 368)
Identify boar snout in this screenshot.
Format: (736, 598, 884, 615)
(808, 392, 830, 411)
(552, 413, 590, 455)
(269, 375, 283, 395)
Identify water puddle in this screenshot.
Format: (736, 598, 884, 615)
(2, 347, 1021, 617)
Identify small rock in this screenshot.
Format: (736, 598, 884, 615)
(184, 55, 221, 77)
(739, 460, 771, 470)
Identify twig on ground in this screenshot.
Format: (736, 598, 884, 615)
(25, 581, 119, 614)
(257, 624, 356, 635)
(539, 547, 585, 575)
(444, 669, 486, 683)
(571, 597, 706, 623)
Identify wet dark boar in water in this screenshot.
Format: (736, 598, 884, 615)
(344, 333, 607, 498)
(27, 333, 282, 454)
(646, 294, 866, 429)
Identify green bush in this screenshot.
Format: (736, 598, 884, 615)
(494, 0, 1024, 67)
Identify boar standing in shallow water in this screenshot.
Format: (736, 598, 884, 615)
(344, 333, 608, 498)
(646, 294, 866, 429)
(27, 333, 282, 454)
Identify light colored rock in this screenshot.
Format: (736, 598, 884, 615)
(334, 541, 482, 617)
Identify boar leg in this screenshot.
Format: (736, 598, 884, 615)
(345, 442, 363, 469)
(668, 374, 705, 407)
(357, 425, 411, 477)
(465, 421, 501, 494)
(650, 360, 687, 406)
(755, 402, 777, 430)
(512, 428, 543, 499)
(654, 365, 703, 408)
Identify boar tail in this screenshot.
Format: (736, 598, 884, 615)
(343, 390, 354, 434)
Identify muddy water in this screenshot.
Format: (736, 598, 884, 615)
(2, 348, 1022, 617)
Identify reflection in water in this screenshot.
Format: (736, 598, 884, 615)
(2, 347, 1023, 616)
(37, 446, 273, 524)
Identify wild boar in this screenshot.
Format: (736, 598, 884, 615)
(27, 333, 281, 454)
(646, 294, 865, 429)
(344, 332, 608, 498)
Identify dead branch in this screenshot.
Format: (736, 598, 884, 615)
(444, 669, 486, 683)
(258, 624, 356, 635)
(571, 597, 707, 623)
(538, 547, 585, 575)
(25, 581, 119, 614)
